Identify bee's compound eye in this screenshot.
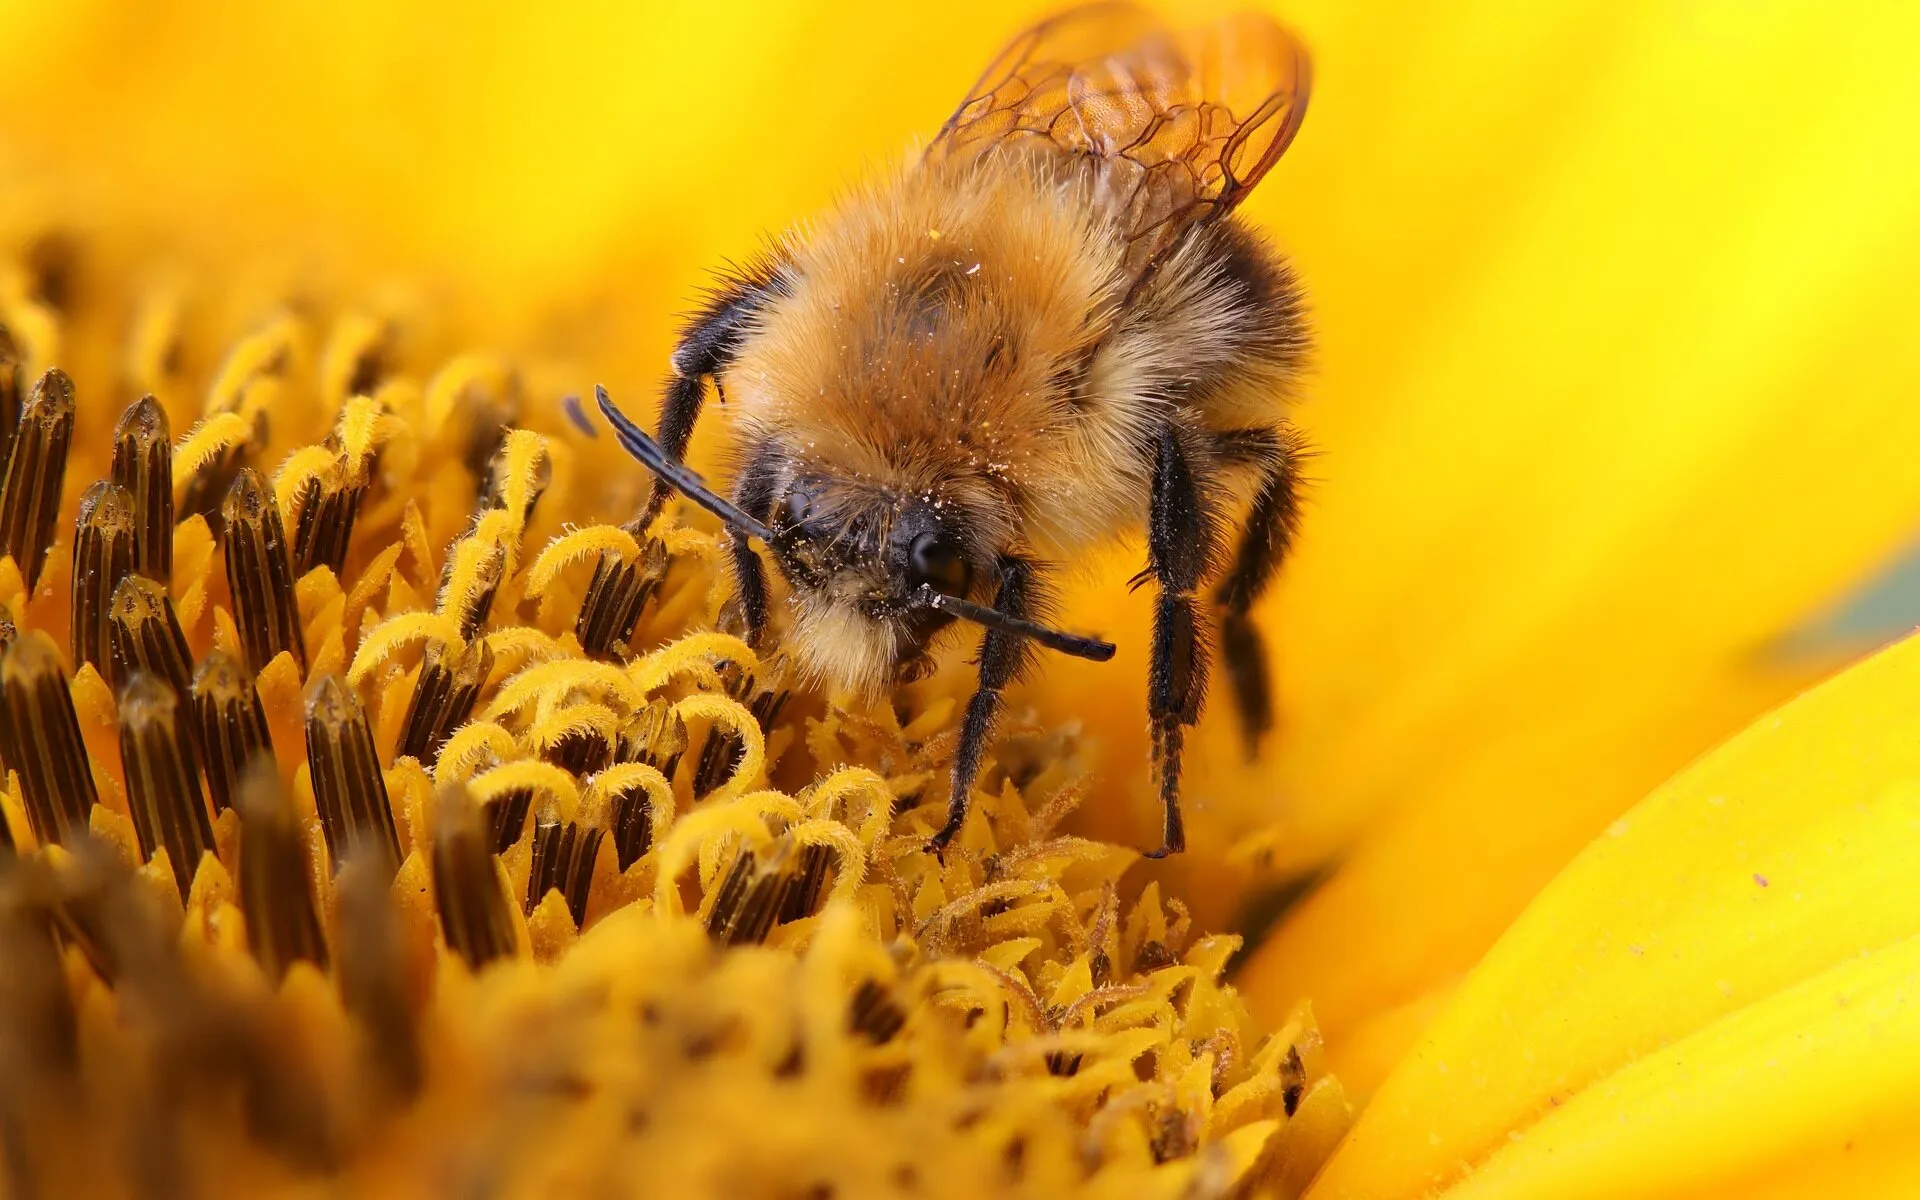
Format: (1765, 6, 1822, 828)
(783, 489, 812, 530)
(909, 532, 971, 597)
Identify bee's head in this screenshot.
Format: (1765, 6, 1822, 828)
(766, 472, 984, 693)
(594, 387, 1113, 695)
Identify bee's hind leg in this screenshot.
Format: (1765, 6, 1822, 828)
(929, 557, 1041, 858)
(1210, 425, 1307, 756)
(1143, 423, 1226, 859)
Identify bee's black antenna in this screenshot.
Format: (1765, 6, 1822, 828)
(912, 586, 1116, 662)
(596, 386, 777, 543)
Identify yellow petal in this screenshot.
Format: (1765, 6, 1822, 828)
(1209, 0, 1920, 1069)
(1308, 630, 1920, 1198)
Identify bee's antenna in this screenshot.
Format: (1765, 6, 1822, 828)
(912, 586, 1117, 662)
(595, 386, 777, 543)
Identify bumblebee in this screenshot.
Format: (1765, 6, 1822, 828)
(600, 2, 1312, 856)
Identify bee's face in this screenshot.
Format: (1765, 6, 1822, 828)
(768, 475, 981, 694)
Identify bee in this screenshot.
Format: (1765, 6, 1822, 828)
(598, 2, 1312, 857)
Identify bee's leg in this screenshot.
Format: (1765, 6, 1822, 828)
(929, 557, 1040, 857)
(726, 445, 782, 648)
(1213, 426, 1307, 754)
(1144, 423, 1224, 859)
(633, 267, 785, 528)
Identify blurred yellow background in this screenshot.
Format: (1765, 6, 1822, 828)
(5, 0, 1920, 1095)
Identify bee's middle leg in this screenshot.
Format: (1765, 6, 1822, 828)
(1144, 423, 1224, 859)
(929, 556, 1040, 857)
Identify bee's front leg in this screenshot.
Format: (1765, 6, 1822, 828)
(633, 264, 786, 530)
(929, 556, 1040, 857)
(1144, 423, 1224, 859)
(726, 443, 784, 648)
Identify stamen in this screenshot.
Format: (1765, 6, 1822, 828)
(0, 368, 76, 590)
(0, 857, 81, 1085)
(484, 787, 533, 854)
(304, 675, 401, 875)
(236, 760, 328, 981)
(191, 649, 273, 815)
(0, 324, 21, 473)
(396, 637, 492, 767)
(105, 575, 196, 703)
(0, 630, 98, 844)
(541, 722, 613, 777)
(437, 538, 505, 639)
(692, 657, 790, 799)
(70, 480, 137, 671)
(478, 431, 552, 527)
(222, 467, 306, 672)
(431, 783, 517, 969)
(847, 978, 906, 1044)
(778, 842, 833, 925)
(611, 700, 687, 868)
(291, 452, 365, 577)
(575, 537, 668, 660)
(705, 838, 798, 947)
(0, 598, 14, 657)
(526, 816, 604, 928)
(334, 857, 422, 1097)
(117, 672, 216, 901)
(617, 697, 688, 771)
(111, 395, 174, 581)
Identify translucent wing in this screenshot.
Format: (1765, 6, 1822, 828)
(929, 2, 1311, 279)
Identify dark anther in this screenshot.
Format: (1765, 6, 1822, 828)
(526, 817, 604, 927)
(431, 783, 518, 970)
(616, 698, 688, 772)
(222, 467, 306, 672)
(304, 675, 401, 876)
(112, 395, 174, 581)
(71, 480, 137, 671)
(396, 637, 492, 767)
(0, 368, 76, 590)
(191, 649, 273, 815)
(704, 838, 799, 947)
(1281, 1045, 1307, 1117)
(334, 856, 422, 1098)
(847, 979, 906, 1044)
(0, 857, 81, 1089)
(0, 631, 98, 845)
(236, 760, 328, 982)
(0, 325, 21, 478)
(291, 453, 365, 577)
(105, 575, 196, 708)
(692, 657, 790, 799)
(575, 538, 669, 660)
(117, 672, 216, 901)
(484, 787, 533, 855)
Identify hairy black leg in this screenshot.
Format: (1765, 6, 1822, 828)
(928, 557, 1041, 856)
(1213, 426, 1306, 754)
(727, 446, 781, 648)
(1144, 423, 1223, 859)
(630, 264, 787, 530)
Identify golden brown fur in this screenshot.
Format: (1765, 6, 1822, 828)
(715, 149, 1305, 690)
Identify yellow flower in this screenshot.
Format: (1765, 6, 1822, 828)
(0, 256, 1345, 1195)
(2, 1, 1920, 1196)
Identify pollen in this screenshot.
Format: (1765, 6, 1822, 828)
(0, 238, 1351, 1198)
